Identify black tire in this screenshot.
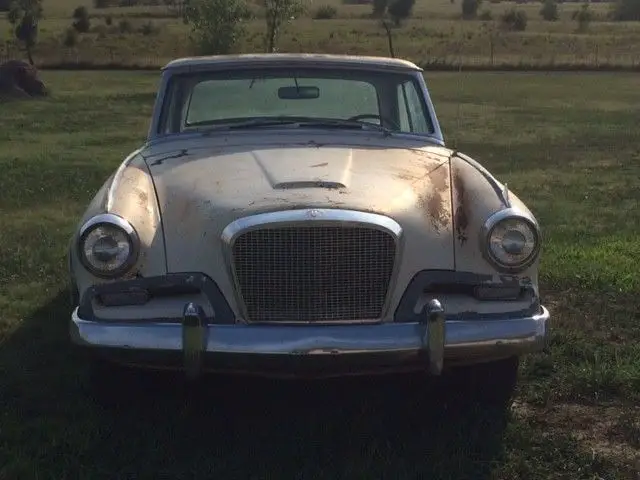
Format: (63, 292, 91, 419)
(445, 356, 520, 410)
(83, 355, 139, 407)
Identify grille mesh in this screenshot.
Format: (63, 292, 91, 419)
(232, 225, 396, 322)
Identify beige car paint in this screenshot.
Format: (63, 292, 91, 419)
(71, 130, 540, 322)
(70, 152, 167, 301)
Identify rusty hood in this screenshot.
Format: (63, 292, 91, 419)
(140, 134, 457, 295)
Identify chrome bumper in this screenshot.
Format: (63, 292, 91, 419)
(71, 303, 550, 379)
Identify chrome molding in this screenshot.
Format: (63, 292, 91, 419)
(221, 209, 404, 324)
(479, 207, 541, 274)
(415, 72, 445, 145)
(77, 213, 140, 279)
(182, 302, 208, 380)
(421, 299, 445, 375)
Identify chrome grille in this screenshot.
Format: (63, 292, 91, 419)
(231, 225, 396, 323)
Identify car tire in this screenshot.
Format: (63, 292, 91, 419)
(83, 356, 137, 406)
(445, 356, 520, 410)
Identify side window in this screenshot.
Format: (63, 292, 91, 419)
(396, 80, 431, 134)
(396, 87, 411, 131)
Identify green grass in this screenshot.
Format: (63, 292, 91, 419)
(0, 71, 639, 478)
(1, 0, 640, 68)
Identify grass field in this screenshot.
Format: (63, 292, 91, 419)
(1, 0, 640, 68)
(0, 70, 639, 478)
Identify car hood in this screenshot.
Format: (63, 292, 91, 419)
(141, 135, 456, 302)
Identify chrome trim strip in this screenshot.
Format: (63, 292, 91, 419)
(220, 209, 403, 323)
(79, 213, 138, 239)
(416, 72, 444, 145)
(77, 213, 140, 279)
(70, 306, 550, 359)
(182, 302, 208, 379)
(221, 209, 403, 242)
(422, 299, 445, 375)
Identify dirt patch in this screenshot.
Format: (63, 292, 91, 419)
(0, 60, 48, 101)
(513, 400, 640, 474)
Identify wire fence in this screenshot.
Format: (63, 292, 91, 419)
(2, 40, 640, 70)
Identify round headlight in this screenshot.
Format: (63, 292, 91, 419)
(78, 214, 139, 278)
(482, 209, 540, 272)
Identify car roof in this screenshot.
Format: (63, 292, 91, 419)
(162, 53, 423, 73)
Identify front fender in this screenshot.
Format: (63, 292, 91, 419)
(450, 152, 540, 287)
(69, 151, 167, 304)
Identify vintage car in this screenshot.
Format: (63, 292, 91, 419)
(68, 53, 549, 404)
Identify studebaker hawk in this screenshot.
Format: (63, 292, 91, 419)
(68, 53, 550, 405)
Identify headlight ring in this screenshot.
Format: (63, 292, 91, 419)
(480, 208, 541, 273)
(77, 213, 139, 278)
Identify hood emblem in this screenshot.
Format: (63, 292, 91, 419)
(307, 209, 321, 218)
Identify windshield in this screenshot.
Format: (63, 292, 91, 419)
(158, 68, 435, 136)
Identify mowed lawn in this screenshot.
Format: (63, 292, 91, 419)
(0, 71, 639, 479)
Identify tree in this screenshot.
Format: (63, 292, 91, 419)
(72, 5, 90, 33)
(7, 0, 43, 65)
(501, 8, 527, 30)
(539, 0, 558, 21)
(182, 0, 247, 54)
(372, 0, 386, 16)
(611, 0, 640, 21)
(461, 0, 481, 19)
(263, 0, 304, 53)
(387, 0, 415, 26)
(572, 3, 593, 31)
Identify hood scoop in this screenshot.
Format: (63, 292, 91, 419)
(274, 180, 346, 190)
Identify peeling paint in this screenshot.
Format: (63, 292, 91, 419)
(452, 170, 469, 245)
(412, 161, 450, 233)
(149, 149, 190, 166)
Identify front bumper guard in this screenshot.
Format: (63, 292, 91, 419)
(72, 301, 550, 379)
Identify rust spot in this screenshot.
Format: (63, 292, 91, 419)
(310, 162, 328, 168)
(416, 163, 450, 232)
(395, 171, 419, 181)
(453, 170, 469, 245)
(137, 189, 148, 208)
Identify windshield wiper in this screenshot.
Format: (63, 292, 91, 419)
(193, 116, 394, 136)
(195, 118, 302, 131)
(296, 119, 393, 136)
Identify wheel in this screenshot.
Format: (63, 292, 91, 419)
(82, 354, 140, 406)
(445, 356, 520, 410)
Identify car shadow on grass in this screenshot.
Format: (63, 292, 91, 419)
(0, 290, 512, 479)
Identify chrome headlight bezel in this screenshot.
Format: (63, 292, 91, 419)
(77, 213, 140, 279)
(480, 208, 541, 273)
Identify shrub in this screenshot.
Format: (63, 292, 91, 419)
(540, 0, 558, 20)
(183, 0, 247, 54)
(479, 8, 492, 20)
(388, 0, 415, 25)
(573, 3, 593, 30)
(462, 0, 481, 19)
(313, 4, 337, 18)
(139, 20, 159, 34)
(62, 27, 78, 46)
(72, 5, 90, 32)
(372, 0, 386, 16)
(118, 18, 133, 32)
(105, 15, 112, 25)
(501, 8, 527, 30)
(611, 0, 640, 21)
